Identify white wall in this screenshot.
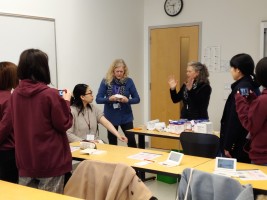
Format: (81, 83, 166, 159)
(144, 0, 267, 131)
(1, 0, 267, 134)
(0, 0, 145, 140)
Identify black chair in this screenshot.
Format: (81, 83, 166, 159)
(180, 132, 220, 158)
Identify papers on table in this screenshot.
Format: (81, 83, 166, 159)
(213, 169, 267, 180)
(80, 148, 106, 155)
(128, 152, 162, 160)
(134, 160, 155, 166)
(129, 152, 161, 166)
(236, 169, 267, 181)
(70, 146, 80, 152)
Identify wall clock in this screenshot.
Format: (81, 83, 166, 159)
(164, 0, 183, 17)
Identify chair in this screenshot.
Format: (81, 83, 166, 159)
(178, 168, 254, 200)
(64, 160, 157, 200)
(180, 132, 220, 158)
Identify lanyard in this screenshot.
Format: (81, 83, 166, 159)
(113, 85, 120, 94)
(82, 108, 90, 130)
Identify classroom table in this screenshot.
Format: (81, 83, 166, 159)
(126, 129, 180, 149)
(71, 142, 211, 178)
(0, 180, 82, 200)
(194, 159, 267, 194)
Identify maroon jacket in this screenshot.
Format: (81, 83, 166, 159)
(235, 89, 267, 165)
(0, 90, 14, 150)
(11, 80, 73, 177)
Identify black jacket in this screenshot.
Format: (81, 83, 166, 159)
(220, 75, 259, 163)
(170, 82, 211, 120)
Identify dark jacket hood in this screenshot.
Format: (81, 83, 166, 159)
(16, 79, 48, 97)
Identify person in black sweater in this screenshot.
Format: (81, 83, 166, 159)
(220, 53, 260, 163)
(168, 61, 212, 120)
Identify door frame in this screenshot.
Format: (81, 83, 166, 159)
(146, 22, 202, 146)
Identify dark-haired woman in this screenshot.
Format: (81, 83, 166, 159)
(168, 61, 212, 120)
(10, 49, 73, 193)
(0, 61, 18, 183)
(67, 84, 127, 143)
(235, 57, 267, 165)
(220, 53, 260, 163)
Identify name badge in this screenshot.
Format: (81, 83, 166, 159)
(87, 134, 95, 141)
(113, 103, 120, 109)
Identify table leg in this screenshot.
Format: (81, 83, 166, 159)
(138, 135, 145, 149)
(137, 135, 157, 181)
(137, 170, 156, 182)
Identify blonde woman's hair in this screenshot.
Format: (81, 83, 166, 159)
(105, 59, 129, 85)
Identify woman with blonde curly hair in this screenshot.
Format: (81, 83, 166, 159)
(96, 59, 140, 147)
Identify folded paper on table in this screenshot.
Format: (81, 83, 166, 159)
(80, 148, 106, 155)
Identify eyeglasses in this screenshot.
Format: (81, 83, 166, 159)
(84, 90, 93, 95)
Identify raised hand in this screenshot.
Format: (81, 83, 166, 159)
(168, 75, 178, 90)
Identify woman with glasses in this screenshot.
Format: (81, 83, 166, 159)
(96, 59, 140, 147)
(67, 84, 128, 143)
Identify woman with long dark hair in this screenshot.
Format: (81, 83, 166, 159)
(67, 84, 127, 143)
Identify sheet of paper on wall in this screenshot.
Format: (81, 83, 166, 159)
(236, 169, 267, 180)
(127, 152, 162, 160)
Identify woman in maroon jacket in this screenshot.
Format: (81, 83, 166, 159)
(235, 57, 267, 165)
(0, 61, 18, 183)
(10, 49, 73, 193)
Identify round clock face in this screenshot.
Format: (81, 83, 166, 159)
(164, 0, 183, 17)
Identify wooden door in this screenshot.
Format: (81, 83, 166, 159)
(150, 25, 199, 149)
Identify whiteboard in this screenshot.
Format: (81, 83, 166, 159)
(0, 12, 58, 87)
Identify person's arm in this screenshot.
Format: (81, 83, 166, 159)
(168, 75, 184, 103)
(66, 125, 83, 143)
(51, 89, 73, 133)
(96, 79, 110, 104)
(126, 78, 140, 104)
(168, 75, 178, 90)
(0, 100, 13, 145)
(235, 92, 265, 136)
(222, 91, 246, 154)
(66, 106, 85, 143)
(99, 116, 128, 142)
(170, 84, 185, 103)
